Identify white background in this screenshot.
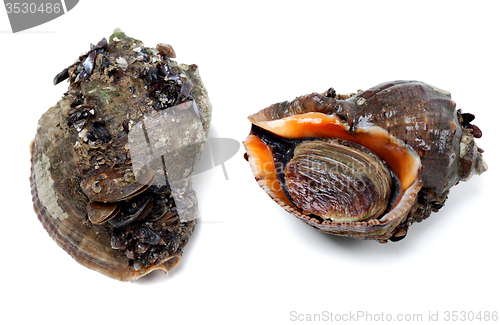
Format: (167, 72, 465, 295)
(1, 1, 499, 324)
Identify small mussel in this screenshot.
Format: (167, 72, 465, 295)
(81, 166, 155, 203)
(87, 201, 120, 224)
(31, 30, 212, 280)
(244, 81, 486, 242)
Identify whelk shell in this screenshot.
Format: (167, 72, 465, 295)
(30, 30, 211, 280)
(244, 80, 486, 242)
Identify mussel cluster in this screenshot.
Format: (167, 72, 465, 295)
(80, 165, 196, 271)
(139, 60, 194, 110)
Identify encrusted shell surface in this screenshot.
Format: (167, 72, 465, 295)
(244, 81, 486, 242)
(30, 31, 211, 280)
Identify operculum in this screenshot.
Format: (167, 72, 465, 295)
(284, 139, 393, 222)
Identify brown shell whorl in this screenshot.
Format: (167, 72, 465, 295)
(248, 93, 350, 126)
(347, 81, 486, 195)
